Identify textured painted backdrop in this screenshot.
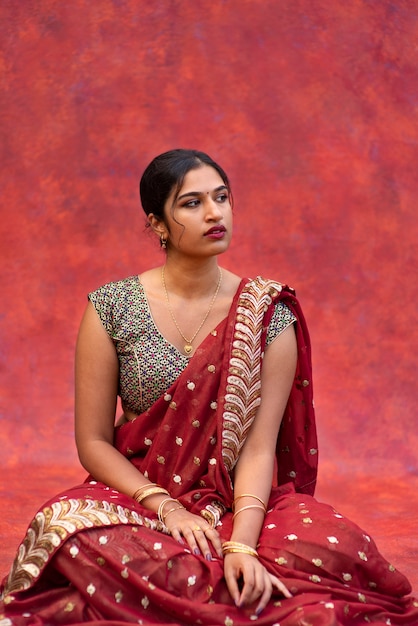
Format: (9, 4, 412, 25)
(1, 0, 418, 586)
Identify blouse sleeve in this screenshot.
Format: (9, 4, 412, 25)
(266, 301, 297, 345)
(88, 284, 115, 337)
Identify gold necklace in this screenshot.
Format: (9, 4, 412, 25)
(161, 266, 223, 356)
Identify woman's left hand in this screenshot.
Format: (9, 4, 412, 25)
(223, 552, 292, 614)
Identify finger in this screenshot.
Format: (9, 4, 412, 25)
(224, 560, 243, 607)
(169, 527, 185, 545)
(193, 527, 213, 560)
(270, 573, 293, 599)
(239, 562, 262, 607)
(254, 571, 273, 615)
(182, 527, 202, 555)
(203, 526, 223, 558)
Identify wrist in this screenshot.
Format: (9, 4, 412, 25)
(139, 493, 173, 514)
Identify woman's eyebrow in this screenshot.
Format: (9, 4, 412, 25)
(177, 185, 228, 201)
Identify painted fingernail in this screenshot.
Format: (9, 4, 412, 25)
(193, 548, 200, 555)
(205, 553, 212, 561)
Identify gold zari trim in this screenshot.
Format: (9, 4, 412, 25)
(5, 497, 164, 595)
(221, 277, 283, 471)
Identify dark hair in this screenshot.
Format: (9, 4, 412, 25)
(139, 149, 231, 220)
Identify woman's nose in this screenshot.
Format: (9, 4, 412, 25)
(205, 197, 223, 220)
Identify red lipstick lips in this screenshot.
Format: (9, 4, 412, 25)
(205, 225, 226, 238)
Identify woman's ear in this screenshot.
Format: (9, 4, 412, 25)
(148, 213, 167, 238)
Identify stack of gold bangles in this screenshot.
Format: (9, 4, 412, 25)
(132, 483, 185, 525)
(222, 541, 259, 558)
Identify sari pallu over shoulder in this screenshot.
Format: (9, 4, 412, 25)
(2, 276, 317, 597)
(220, 276, 317, 497)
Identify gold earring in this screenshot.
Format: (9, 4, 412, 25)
(160, 235, 167, 249)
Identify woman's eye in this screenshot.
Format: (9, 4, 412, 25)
(183, 199, 200, 208)
(217, 193, 229, 203)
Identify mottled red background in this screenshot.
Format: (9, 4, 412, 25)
(1, 0, 417, 591)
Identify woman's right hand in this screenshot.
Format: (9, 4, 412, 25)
(163, 507, 223, 560)
(224, 552, 292, 614)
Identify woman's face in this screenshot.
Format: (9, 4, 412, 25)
(162, 165, 233, 257)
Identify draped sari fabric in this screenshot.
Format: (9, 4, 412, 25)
(1, 277, 417, 625)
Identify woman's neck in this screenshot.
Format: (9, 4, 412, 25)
(162, 258, 221, 300)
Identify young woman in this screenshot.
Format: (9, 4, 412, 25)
(2, 149, 417, 625)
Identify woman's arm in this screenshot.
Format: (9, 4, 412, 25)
(75, 302, 223, 558)
(223, 323, 298, 612)
(75, 301, 152, 497)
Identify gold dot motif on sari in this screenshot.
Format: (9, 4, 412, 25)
(310, 575, 321, 583)
(327, 536, 339, 545)
(69, 544, 79, 558)
(87, 584, 96, 596)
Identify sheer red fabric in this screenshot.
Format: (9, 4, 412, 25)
(2, 278, 417, 625)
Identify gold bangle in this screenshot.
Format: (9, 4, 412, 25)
(223, 547, 258, 557)
(132, 483, 159, 501)
(233, 493, 267, 511)
(222, 541, 258, 558)
(157, 498, 182, 524)
(157, 498, 175, 524)
(232, 504, 266, 521)
(163, 505, 184, 523)
(135, 486, 170, 504)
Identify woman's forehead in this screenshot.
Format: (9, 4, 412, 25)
(179, 165, 225, 194)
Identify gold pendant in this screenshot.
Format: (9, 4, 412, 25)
(184, 344, 193, 355)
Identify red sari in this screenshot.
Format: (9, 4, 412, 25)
(2, 277, 417, 625)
